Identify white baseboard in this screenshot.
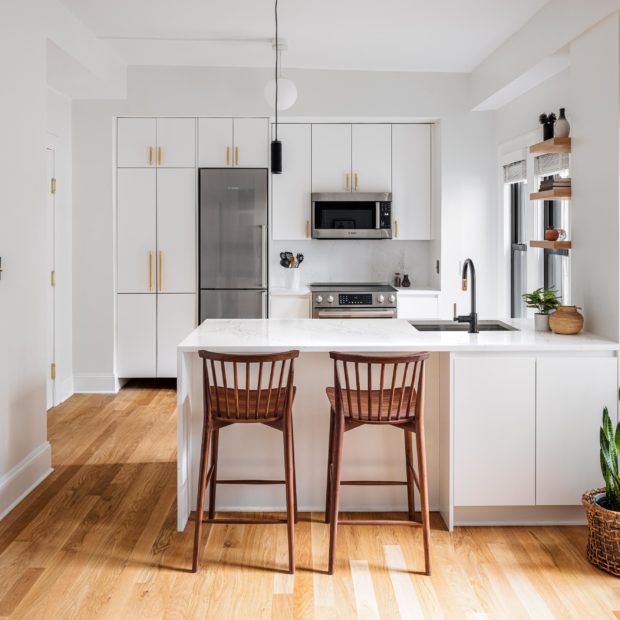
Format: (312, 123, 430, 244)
(0, 442, 53, 521)
(73, 373, 121, 394)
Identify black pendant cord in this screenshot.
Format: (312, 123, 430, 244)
(274, 0, 278, 140)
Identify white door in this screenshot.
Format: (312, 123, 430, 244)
(157, 169, 196, 293)
(272, 124, 312, 240)
(117, 169, 157, 293)
(392, 124, 432, 240)
(536, 357, 618, 505)
(157, 294, 196, 377)
(311, 124, 352, 192)
(46, 147, 55, 409)
(454, 356, 536, 506)
(198, 118, 233, 167)
(117, 294, 157, 377)
(234, 118, 269, 168)
(156, 118, 196, 168)
(117, 118, 157, 168)
(351, 124, 391, 192)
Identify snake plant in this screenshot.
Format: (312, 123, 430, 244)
(600, 407, 620, 511)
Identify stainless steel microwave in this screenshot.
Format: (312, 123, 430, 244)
(311, 192, 392, 239)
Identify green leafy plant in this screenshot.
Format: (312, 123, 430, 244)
(522, 287, 561, 314)
(600, 407, 620, 511)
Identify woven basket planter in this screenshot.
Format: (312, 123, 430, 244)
(583, 488, 620, 577)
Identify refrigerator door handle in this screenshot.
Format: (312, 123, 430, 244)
(260, 224, 267, 288)
(262, 291, 268, 318)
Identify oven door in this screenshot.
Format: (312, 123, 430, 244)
(311, 193, 392, 239)
(313, 308, 397, 319)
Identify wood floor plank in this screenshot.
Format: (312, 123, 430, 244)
(1, 381, 619, 619)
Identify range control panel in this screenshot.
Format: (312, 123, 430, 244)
(339, 294, 372, 306)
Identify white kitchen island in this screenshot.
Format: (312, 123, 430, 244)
(177, 318, 619, 531)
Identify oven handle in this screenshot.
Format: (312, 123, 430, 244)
(315, 309, 397, 319)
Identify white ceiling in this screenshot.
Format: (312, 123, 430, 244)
(59, 0, 549, 73)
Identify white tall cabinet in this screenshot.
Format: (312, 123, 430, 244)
(116, 117, 197, 379)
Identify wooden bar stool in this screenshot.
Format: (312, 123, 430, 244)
(324, 351, 431, 575)
(192, 349, 300, 573)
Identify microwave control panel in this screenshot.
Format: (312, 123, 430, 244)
(379, 201, 392, 229)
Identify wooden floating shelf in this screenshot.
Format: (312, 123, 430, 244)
(530, 188, 572, 200)
(529, 137, 571, 154)
(529, 240, 572, 250)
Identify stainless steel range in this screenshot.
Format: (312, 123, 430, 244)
(310, 282, 398, 319)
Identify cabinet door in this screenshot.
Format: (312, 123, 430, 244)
(270, 294, 311, 319)
(198, 118, 233, 167)
(117, 169, 157, 293)
(157, 169, 196, 293)
(311, 124, 352, 192)
(156, 118, 196, 167)
(272, 124, 312, 240)
(392, 124, 431, 240)
(397, 295, 438, 319)
(117, 294, 156, 377)
(454, 356, 536, 506)
(351, 124, 391, 192)
(537, 357, 618, 505)
(157, 294, 196, 377)
(117, 118, 157, 168)
(234, 118, 269, 168)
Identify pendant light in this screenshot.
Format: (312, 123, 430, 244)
(270, 0, 283, 174)
(264, 42, 298, 111)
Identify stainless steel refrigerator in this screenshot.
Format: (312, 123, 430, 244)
(199, 168, 268, 322)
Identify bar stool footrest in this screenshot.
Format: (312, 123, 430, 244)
(202, 516, 289, 525)
(337, 518, 422, 526)
(340, 480, 408, 486)
(215, 479, 286, 485)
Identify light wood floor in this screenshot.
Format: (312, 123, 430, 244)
(0, 381, 618, 619)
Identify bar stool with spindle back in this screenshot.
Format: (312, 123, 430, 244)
(324, 351, 431, 575)
(192, 349, 300, 573)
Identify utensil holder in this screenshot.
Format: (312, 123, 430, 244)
(284, 269, 301, 290)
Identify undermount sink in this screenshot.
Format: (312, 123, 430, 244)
(409, 320, 518, 332)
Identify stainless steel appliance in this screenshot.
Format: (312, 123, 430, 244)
(199, 168, 268, 322)
(311, 192, 392, 239)
(311, 282, 397, 319)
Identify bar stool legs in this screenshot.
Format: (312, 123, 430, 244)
(283, 418, 296, 573)
(192, 422, 212, 573)
(208, 429, 219, 520)
(404, 430, 416, 521)
(416, 421, 432, 576)
(327, 411, 344, 575)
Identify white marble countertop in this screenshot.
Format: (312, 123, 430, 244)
(269, 286, 311, 296)
(396, 287, 441, 295)
(178, 318, 619, 353)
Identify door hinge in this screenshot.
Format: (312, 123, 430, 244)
(50, 363, 56, 380)
(51, 177, 57, 194)
(50, 270, 55, 287)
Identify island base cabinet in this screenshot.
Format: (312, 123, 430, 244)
(536, 356, 618, 505)
(453, 356, 536, 506)
(157, 294, 196, 377)
(117, 294, 157, 378)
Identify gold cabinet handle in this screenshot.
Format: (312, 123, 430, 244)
(235, 146, 239, 166)
(157, 146, 162, 165)
(226, 146, 230, 165)
(354, 173, 358, 191)
(394, 221, 399, 239)
(148, 251, 153, 290)
(305, 220, 310, 238)
(158, 251, 163, 291)
(148, 146, 153, 166)
(345, 173, 350, 191)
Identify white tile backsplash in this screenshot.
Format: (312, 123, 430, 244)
(270, 240, 433, 288)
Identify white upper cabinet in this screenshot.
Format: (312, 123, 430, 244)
(157, 294, 196, 377)
(198, 118, 268, 168)
(391, 124, 432, 240)
(198, 118, 233, 167)
(312, 124, 352, 192)
(156, 169, 196, 293)
(272, 124, 312, 240)
(351, 124, 391, 192)
(234, 118, 269, 168)
(156, 118, 196, 167)
(117, 168, 157, 293)
(117, 118, 157, 168)
(536, 357, 618, 505)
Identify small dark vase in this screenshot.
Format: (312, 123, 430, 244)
(543, 121, 554, 140)
(402, 274, 411, 288)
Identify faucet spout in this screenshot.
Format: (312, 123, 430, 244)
(455, 258, 478, 333)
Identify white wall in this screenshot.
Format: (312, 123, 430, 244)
(47, 88, 73, 404)
(0, 0, 52, 519)
(72, 66, 498, 385)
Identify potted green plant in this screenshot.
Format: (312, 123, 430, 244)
(522, 287, 561, 331)
(582, 407, 620, 576)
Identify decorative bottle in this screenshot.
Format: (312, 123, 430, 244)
(555, 108, 570, 138)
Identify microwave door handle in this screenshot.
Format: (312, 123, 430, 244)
(375, 202, 380, 229)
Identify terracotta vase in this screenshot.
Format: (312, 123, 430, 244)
(549, 305, 584, 335)
(545, 227, 560, 241)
